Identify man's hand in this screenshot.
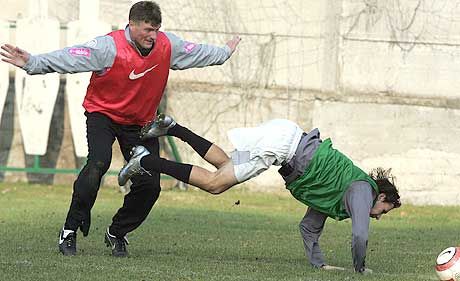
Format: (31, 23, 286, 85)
(321, 265, 346, 271)
(225, 36, 241, 55)
(0, 44, 30, 68)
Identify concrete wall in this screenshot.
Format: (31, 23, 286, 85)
(0, 0, 459, 205)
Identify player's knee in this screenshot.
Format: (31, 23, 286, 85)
(299, 222, 307, 234)
(206, 176, 228, 195)
(207, 183, 226, 195)
(88, 159, 110, 175)
(85, 160, 110, 186)
(299, 221, 319, 237)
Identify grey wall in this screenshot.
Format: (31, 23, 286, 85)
(1, 0, 459, 205)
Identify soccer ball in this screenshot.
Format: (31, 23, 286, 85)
(435, 247, 460, 281)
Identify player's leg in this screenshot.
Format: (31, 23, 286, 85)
(188, 160, 238, 194)
(141, 114, 229, 169)
(139, 154, 238, 194)
(299, 207, 327, 268)
(200, 143, 229, 169)
(60, 112, 116, 255)
(108, 129, 161, 257)
(299, 207, 344, 271)
(119, 151, 238, 194)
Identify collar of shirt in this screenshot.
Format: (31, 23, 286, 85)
(124, 25, 150, 56)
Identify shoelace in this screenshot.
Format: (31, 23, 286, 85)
(126, 148, 152, 177)
(129, 164, 151, 177)
(140, 121, 154, 136)
(139, 166, 152, 176)
(140, 118, 168, 138)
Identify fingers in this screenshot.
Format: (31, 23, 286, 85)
(3, 43, 16, 49)
(232, 36, 241, 46)
(1, 44, 16, 54)
(1, 44, 26, 57)
(321, 265, 346, 271)
(0, 53, 17, 66)
(356, 268, 373, 275)
(1, 44, 29, 67)
(231, 35, 241, 44)
(1, 45, 20, 61)
(0, 50, 15, 60)
(226, 35, 241, 54)
(0, 51, 17, 67)
(0, 51, 10, 59)
(362, 268, 373, 274)
(1, 54, 24, 68)
(1, 58, 12, 65)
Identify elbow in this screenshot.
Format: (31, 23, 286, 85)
(299, 222, 306, 233)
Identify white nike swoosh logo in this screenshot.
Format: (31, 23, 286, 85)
(129, 64, 159, 80)
(59, 230, 74, 245)
(59, 231, 67, 245)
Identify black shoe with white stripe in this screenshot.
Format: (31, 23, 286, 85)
(104, 228, 129, 257)
(58, 228, 76, 256)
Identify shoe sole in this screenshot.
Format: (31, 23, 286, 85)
(58, 244, 76, 256)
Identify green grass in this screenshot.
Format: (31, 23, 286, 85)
(0, 182, 458, 281)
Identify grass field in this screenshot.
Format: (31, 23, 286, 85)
(0, 182, 458, 281)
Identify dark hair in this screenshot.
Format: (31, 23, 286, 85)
(369, 167, 401, 208)
(129, 1, 162, 25)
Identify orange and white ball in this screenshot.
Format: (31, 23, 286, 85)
(435, 247, 460, 281)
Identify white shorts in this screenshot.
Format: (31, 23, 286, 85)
(228, 119, 303, 183)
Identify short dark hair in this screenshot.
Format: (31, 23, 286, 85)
(369, 167, 401, 208)
(129, 1, 162, 25)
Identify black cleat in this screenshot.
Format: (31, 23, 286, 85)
(58, 228, 77, 256)
(104, 228, 129, 257)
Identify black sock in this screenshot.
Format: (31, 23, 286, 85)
(141, 155, 192, 183)
(168, 124, 212, 158)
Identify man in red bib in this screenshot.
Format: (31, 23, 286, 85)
(1, 1, 240, 257)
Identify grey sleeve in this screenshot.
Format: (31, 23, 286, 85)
(299, 207, 328, 268)
(165, 32, 232, 70)
(22, 35, 116, 75)
(343, 181, 374, 272)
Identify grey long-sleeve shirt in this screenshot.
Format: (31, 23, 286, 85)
(23, 27, 232, 75)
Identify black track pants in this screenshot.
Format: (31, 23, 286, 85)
(64, 112, 161, 237)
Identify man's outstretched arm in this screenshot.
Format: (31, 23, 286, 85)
(166, 32, 241, 70)
(1, 35, 116, 75)
(343, 181, 374, 273)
